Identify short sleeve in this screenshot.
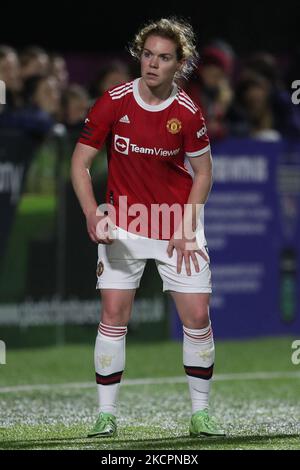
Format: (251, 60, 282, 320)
(183, 108, 210, 157)
(78, 91, 115, 149)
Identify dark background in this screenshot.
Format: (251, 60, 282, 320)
(2, 2, 300, 55)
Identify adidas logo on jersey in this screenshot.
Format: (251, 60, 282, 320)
(119, 115, 130, 124)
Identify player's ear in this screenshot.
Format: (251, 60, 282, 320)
(177, 59, 186, 73)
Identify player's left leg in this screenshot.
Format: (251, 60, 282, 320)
(170, 291, 213, 412)
(170, 291, 225, 437)
(156, 244, 225, 436)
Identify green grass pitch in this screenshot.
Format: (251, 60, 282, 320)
(0, 337, 300, 450)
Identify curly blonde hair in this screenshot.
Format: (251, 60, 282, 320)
(129, 17, 199, 79)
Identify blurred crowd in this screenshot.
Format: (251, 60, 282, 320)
(0, 42, 300, 141)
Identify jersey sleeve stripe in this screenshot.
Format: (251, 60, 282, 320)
(108, 81, 133, 93)
(185, 145, 211, 157)
(111, 89, 133, 100)
(175, 96, 197, 114)
(80, 131, 93, 139)
(178, 92, 198, 111)
(109, 83, 133, 97)
(109, 85, 133, 98)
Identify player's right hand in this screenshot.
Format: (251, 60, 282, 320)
(86, 211, 115, 244)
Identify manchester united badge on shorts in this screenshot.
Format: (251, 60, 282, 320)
(166, 118, 182, 134)
(96, 261, 104, 277)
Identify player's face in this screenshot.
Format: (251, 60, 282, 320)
(140, 35, 182, 88)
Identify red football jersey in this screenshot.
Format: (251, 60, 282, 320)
(78, 78, 210, 239)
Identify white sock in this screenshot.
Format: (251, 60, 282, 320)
(183, 324, 215, 414)
(94, 322, 127, 415)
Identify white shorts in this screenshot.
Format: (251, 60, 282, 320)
(96, 226, 212, 293)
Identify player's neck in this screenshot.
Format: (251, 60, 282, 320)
(139, 78, 174, 105)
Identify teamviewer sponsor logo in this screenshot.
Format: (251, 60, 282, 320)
(114, 135, 130, 155)
(114, 135, 180, 157)
(131, 144, 180, 157)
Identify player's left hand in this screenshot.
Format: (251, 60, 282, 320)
(167, 235, 209, 276)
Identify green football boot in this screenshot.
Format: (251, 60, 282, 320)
(87, 412, 117, 438)
(189, 409, 226, 437)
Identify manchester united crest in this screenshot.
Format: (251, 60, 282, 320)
(166, 118, 182, 134)
(96, 261, 104, 277)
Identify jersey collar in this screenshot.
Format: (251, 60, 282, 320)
(133, 77, 178, 112)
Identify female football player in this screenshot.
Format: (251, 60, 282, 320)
(71, 17, 225, 438)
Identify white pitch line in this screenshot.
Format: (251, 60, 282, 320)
(0, 370, 300, 394)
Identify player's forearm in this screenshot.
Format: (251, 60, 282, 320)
(188, 171, 212, 205)
(71, 159, 100, 218)
(183, 172, 212, 234)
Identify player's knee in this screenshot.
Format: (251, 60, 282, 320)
(186, 311, 210, 329)
(101, 307, 130, 326)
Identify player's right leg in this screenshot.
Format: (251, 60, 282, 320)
(88, 232, 146, 438)
(88, 288, 135, 438)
